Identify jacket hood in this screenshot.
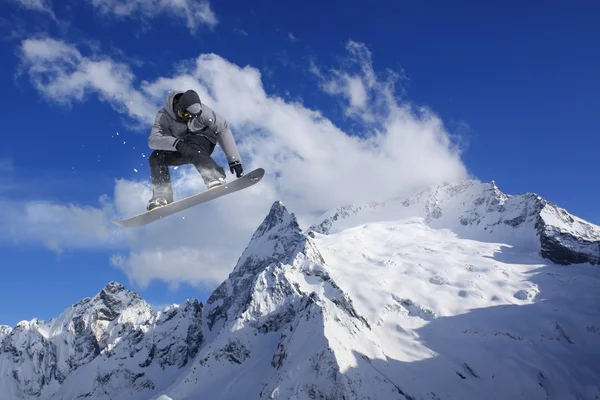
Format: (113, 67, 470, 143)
(164, 90, 184, 120)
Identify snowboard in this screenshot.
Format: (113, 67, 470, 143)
(112, 168, 265, 228)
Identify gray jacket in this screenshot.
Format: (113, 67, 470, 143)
(148, 90, 242, 164)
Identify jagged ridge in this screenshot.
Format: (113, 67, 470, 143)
(156, 200, 385, 400)
(309, 179, 600, 265)
(2, 188, 599, 400)
(0, 282, 204, 399)
(1, 200, 373, 400)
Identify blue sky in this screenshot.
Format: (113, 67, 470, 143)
(0, 0, 598, 327)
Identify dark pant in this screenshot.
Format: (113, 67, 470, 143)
(148, 136, 226, 202)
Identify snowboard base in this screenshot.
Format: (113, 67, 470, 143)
(112, 168, 264, 228)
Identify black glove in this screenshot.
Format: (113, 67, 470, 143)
(229, 161, 243, 177)
(175, 139, 198, 158)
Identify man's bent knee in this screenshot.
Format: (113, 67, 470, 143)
(149, 150, 167, 164)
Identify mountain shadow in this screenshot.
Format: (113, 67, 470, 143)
(341, 248, 600, 400)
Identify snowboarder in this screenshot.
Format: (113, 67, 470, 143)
(146, 89, 244, 211)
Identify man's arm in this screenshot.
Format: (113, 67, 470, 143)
(216, 124, 242, 165)
(195, 104, 242, 164)
(148, 110, 179, 151)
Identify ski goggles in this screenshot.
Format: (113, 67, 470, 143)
(180, 103, 202, 120)
(180, 110, 199, 120)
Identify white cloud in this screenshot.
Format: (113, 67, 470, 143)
(111, 247, 227, 290)
(88, 0, 218, 33)
(234, 28, 248, 36)
(18, 37, 156, 126)
(13, 36, 469, 290)
(0, 197, 123, 253)
(310, 40, 408, 123)
(10, 0, 56, 19)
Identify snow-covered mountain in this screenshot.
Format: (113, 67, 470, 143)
(0, 281, 203, 399)
(1, 179, 599, 400)
(309, 180, 600, 266)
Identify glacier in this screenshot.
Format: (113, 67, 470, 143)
(1, 179, 599, 400)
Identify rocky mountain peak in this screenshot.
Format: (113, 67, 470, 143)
(203, 200, 323, 333)
(249, 200, 300, 241)
(232, 200, 304, 274)
(101, 281, 126, 295)
(93, 281, 145, 322)
(0, 280, 202, 399)
(0, 325, 11, 340)
(1, 186, 599, 400)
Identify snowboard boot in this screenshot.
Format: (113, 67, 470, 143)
(147, 196, 169, 211)
(207, 177, 227, 189)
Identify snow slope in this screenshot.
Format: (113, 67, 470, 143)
(1, 180, 599, 399)
(309, 180, 600, 265)
(312, 219, 600, 399)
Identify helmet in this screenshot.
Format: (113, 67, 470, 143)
(174, 90, 202, 119)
